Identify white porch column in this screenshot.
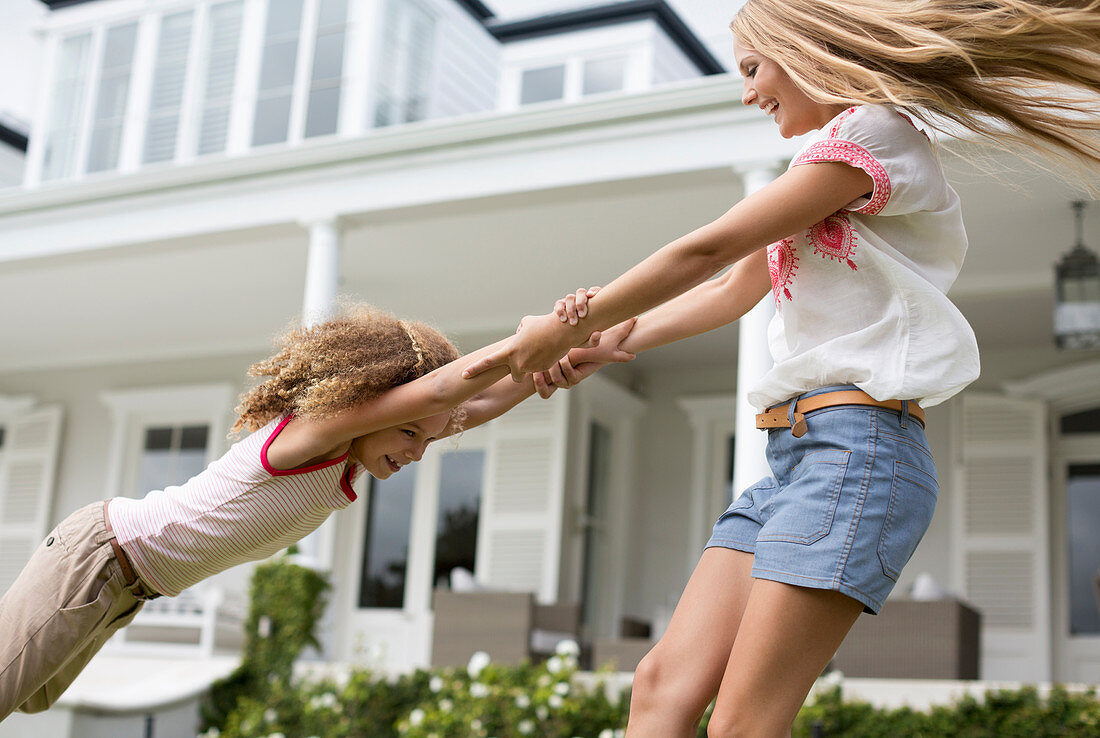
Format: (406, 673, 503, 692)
(301, 216, 342, 326)
(732, 165, 781, 497)
(297, 216, 343, 570)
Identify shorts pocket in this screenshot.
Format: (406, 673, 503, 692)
(878, 460, 938, 581)
(758, 449, 850, 545)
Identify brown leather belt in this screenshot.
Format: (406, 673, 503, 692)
(103, 500, 160, 599)
(756, 390, 925, 438)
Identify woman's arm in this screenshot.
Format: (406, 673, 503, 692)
(464, 161, 872, 379)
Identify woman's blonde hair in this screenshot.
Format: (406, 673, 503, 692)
(232, 303, 459, 434)
(732, 0, 1100, 173)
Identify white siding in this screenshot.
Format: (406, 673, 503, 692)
(422, 0, 498, 120)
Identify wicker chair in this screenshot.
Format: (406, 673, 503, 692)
(430, 588, 581, 668)
(830, 598, 981, 679)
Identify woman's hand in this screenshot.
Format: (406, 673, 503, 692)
(555, 286, 600, 326)
(463, 312, 586, 382)
(532, 317, 637, 397)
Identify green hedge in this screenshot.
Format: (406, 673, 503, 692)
(199, 560, 1100, 737)
(201, 658, 1100, 738)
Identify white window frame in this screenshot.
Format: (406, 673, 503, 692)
(101, 383, 235, 500)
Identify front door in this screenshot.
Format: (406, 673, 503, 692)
(1053, 406, 1100, 682)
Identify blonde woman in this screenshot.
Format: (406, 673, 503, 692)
(0, 305, 634, 721)
(465, 1, 1100, 735)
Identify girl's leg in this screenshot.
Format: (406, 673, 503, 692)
(706, 580, 863, 738)
(626, 547, 755, 738)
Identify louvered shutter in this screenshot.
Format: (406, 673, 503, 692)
(0, 406, 64, 595)
(954, 393, 1050, 680)
(476, 393, 568, 603)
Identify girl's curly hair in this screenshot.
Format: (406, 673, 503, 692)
(232, 304, 460, 435)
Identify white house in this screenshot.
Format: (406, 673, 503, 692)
(0, 0, 1098, 732)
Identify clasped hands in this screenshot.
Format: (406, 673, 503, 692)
(462, 287, 636, 398)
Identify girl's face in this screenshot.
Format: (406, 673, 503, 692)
(733, 38, 846, 138)
(351, 410, 452, 479)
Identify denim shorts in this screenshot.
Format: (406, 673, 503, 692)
(706, 386, 939, 614)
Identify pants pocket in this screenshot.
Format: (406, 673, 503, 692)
(758, 448, 851, 545)
(878, 460, 939, 581)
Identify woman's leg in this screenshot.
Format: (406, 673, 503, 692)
(626, 547, 755, 738)
(706, 580, 863, 738)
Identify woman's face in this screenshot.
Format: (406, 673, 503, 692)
(733, 37, 846, 138)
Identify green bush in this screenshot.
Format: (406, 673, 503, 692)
(200, 552, 331, 732)
(792, 684, 1100, 737)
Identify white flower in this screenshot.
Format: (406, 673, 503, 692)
(439, 698, 453, 712)
(536, 706, 549, 720)
(821, 670, 844, 689)
(467, 650, 491, 679)
(546, 656, 564, 674)
(429, 675, 445, 693)
(263, 709, 277, 723)
(599, 730, 615, 738)
(200, 730, 221, 738)
(548, 694, 563, 709)
(553, 681, 570, 696)
(537, 674, 552, 688)
(409, 708, 425, 727)
(555, 639, 580, 657)
(515, 693, 531, 709)
(471, 719, 483, 731)
(470, 682, 490, 698)
(267, 734, 285, 738)
(518, 719, 535, 734)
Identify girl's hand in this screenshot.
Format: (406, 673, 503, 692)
(555, 286, 601, 326)
(532, 317, 637, 398)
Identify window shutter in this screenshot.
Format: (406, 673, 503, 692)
(143, 11, 194, 164)
(954, 393, 1050, 680)
(0, 406, 64, 595)
(476, 394, 568, 603)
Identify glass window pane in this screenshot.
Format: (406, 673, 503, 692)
(311, 31, 345, 82)
(1061, 407, 1100, 435)
(433, 450, 483, 589)
(581, 423, 610, 627)
(252, 94, 292, 145)
(137, 448, 176, 497)
(372, 0, 434, 128)
(264, 0, 303, 37)
(304, 84, 340, 138)
(317, 0, 347, 28)
(180, 425, 208, 450)
(583, 56, 626, 96)
(86, 23, 138, 174)
(359, 469, 416, 608)
(144, 427, 174, 451)
(520, 65, 565, 105)
(42, 33, 91, 181)
(1067, 464, 1100, 635)
(258, 39, 299, 90)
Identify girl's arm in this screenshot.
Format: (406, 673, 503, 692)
(464, 161, 873, 380)
(452, 318, 638, 432)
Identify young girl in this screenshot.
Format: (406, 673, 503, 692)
(0, 303, 635, 721)
(465, 1, 1100, 735)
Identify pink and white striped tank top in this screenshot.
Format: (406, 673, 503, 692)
(108, 415, 360, 597)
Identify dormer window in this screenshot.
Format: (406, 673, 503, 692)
(519, 64, 565, 106)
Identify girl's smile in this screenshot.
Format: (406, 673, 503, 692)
(353, 410, 452, 479)
(733, 37, 847, 138)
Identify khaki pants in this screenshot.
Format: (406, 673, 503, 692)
(0, 502, 146, 721)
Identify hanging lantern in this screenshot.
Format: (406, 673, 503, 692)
(1054, 201, 1100, 351)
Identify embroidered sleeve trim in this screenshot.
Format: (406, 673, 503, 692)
(792, 140, 891, 215)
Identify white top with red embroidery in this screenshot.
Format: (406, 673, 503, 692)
(749, 104, 980, 410)
(108, 415, 360, 597)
